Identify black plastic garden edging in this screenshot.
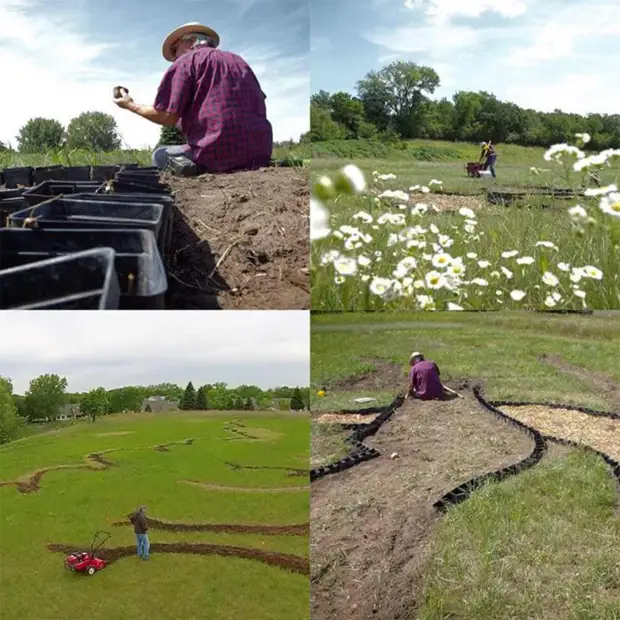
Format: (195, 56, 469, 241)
(310, 394, 405, 482)
(433, 387, 548, 511)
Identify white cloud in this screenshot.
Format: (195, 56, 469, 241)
(404, 0, 530, 22)
(0, 311, 309, 393)
(0, 1, 307, 149)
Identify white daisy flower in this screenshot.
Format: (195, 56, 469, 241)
(542, 272, 559, 286)
(510, 290, 526, 301)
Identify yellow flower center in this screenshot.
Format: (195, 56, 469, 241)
(611, 201, 620, 212)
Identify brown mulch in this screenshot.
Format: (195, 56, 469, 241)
(163, 167, 309, 309)
(501, 404, 620, 461)
(310, 392, 534, 620)
(315, 413, 381, 424)
(47, 542, 309, 575)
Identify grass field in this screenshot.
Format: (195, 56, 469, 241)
(0, 143, 300, 169)
(310, 312, 620, 619)
(0, 410, 309, 620)
(311, 139, 620, 311)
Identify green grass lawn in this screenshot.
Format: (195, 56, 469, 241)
(0, 410, 309, 620)
(311, 139, 620, 311)
(311, 312, 620, 619)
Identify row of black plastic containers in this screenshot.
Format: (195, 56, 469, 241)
(0, 164, 174, 310)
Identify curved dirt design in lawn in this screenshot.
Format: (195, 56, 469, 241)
(181, 480, 309, 493)
(112, 516, 308, 536)
(225, 461, 309, 477)
(310, 392, 534, 620)
(47, 541, 309, 575)
(0, 440, 194, 494)
(331, 358, 405, 392)
(222, 421, 282, 442)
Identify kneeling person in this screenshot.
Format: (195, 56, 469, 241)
(407, 352, 444, 400)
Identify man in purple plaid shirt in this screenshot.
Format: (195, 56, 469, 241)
(113, 22, 273, 174)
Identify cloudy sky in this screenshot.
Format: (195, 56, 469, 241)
(0, 312, 309, 394)
(0, 0, 308, 149)
(311, 0, 619, 115)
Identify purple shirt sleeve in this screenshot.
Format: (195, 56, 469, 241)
(154, 56, 195, 118)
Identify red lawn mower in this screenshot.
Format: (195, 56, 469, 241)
(64, 531, 111, 576)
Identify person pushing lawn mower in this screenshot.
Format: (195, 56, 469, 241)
(479, 141, 497, 179)
(406, 352, 462, 400)
(113, 22, 273, 175)
(129, 505, 150, 561)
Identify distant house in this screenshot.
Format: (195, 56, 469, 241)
(57, 403, 82, 421)
(141, 396, 179, 413)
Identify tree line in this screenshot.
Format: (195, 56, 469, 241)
(310, 61, 620, 151)
(0, 374, 309, 443)
(0, 117, 187, 153)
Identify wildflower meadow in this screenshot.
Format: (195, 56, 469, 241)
(311, 136, 620, 311)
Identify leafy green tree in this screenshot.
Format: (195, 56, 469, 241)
(22, 374, 68, 421)
(0, 140, 8, 152)
(159, 125, 186, 145)
(310, 104, 348, 141)
(290, 388, 304, 411)
(329, 92, 366, 136)
(66, 112, 121, 151)
(107, 386, 143, 413)
(16, 117, 65, 152)
(0, 380, 21, 443)
(244, 397, 254, 410)
(181, 382, 196, 410)
(80, 387, 109, 422)
(195, 386, 207, 410)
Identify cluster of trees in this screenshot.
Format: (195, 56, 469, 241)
(0, 374, 309, 443)
(0, 117, 187, 153)
(311, 61, 620, 151)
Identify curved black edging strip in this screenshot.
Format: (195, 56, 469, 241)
(310, 394, 405, 482)
(534, 309, 594, 315)
(488, 400, 620, 484)
(432, 387, 547, 512)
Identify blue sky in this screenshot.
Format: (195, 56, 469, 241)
(0, 312, 309, 393)
(311, 0, 620, 116)
(0, 0, 308, 149)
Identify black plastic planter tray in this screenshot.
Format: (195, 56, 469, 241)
(91, 165, 120, 182)
(71, 192, 174, 258)
(33, 165, 65, 183)
(107, 180, 171, 194)
(23, 181, 105, 206)
(119, 165, 159, 172)
(0, 247, 120, 309)
(2, 167, 33, 188)
(0, 196, 28, 228)
(116, 162, 140, 169)
(9, 198, 165, 254)
(0, 171, 3, 187)
(115, 171, 162, 184)
(0, 228, 167, 309)
(63, 166, 92, 182)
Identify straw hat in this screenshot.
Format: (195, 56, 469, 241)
(410, 351, 422, 360)
(162, 22, 220, 62)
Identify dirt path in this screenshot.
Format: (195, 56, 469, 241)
(181, 480, 309, 493)
(540, 354, 620, 410)
(225, 462, 309, 477)
(48, 541, 309, 575)
(164, 167, 309, 310)
(112, 516, 308, 536)
(310, 393, 533, 620)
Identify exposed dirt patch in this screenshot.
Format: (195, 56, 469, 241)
(112, 516, 308, 536)
(163, 167, 309, 310)
(94, 432, 135, 437)
(500, 404, 620, 460)
(225, 461, 309, 478)
(540, 354, 620, 410)
(331, 358, 406, 392)
(222, 421, 282, 442)
(315, 413, 380, 424)
(47, 541, 309, 575)
(181, 480, 309, 493)
(310, 391, 533, 620)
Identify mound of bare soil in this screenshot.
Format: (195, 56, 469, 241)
(163, 167, 309, 309)
(310, 391, 534, 620)
(331, 359, 406, 392)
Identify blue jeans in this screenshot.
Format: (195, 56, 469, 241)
(485, 155, 497, 178)
(151, 144, 191, 169)
(136, 533, 150, 559)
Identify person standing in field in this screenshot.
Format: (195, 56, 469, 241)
(129, 505, 150, 561)
(479, 141, 497, 179)
(113, 22, 273, 174)
(407, 352, 445, 400)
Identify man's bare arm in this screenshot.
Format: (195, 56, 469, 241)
(127, 102, 179, 126)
